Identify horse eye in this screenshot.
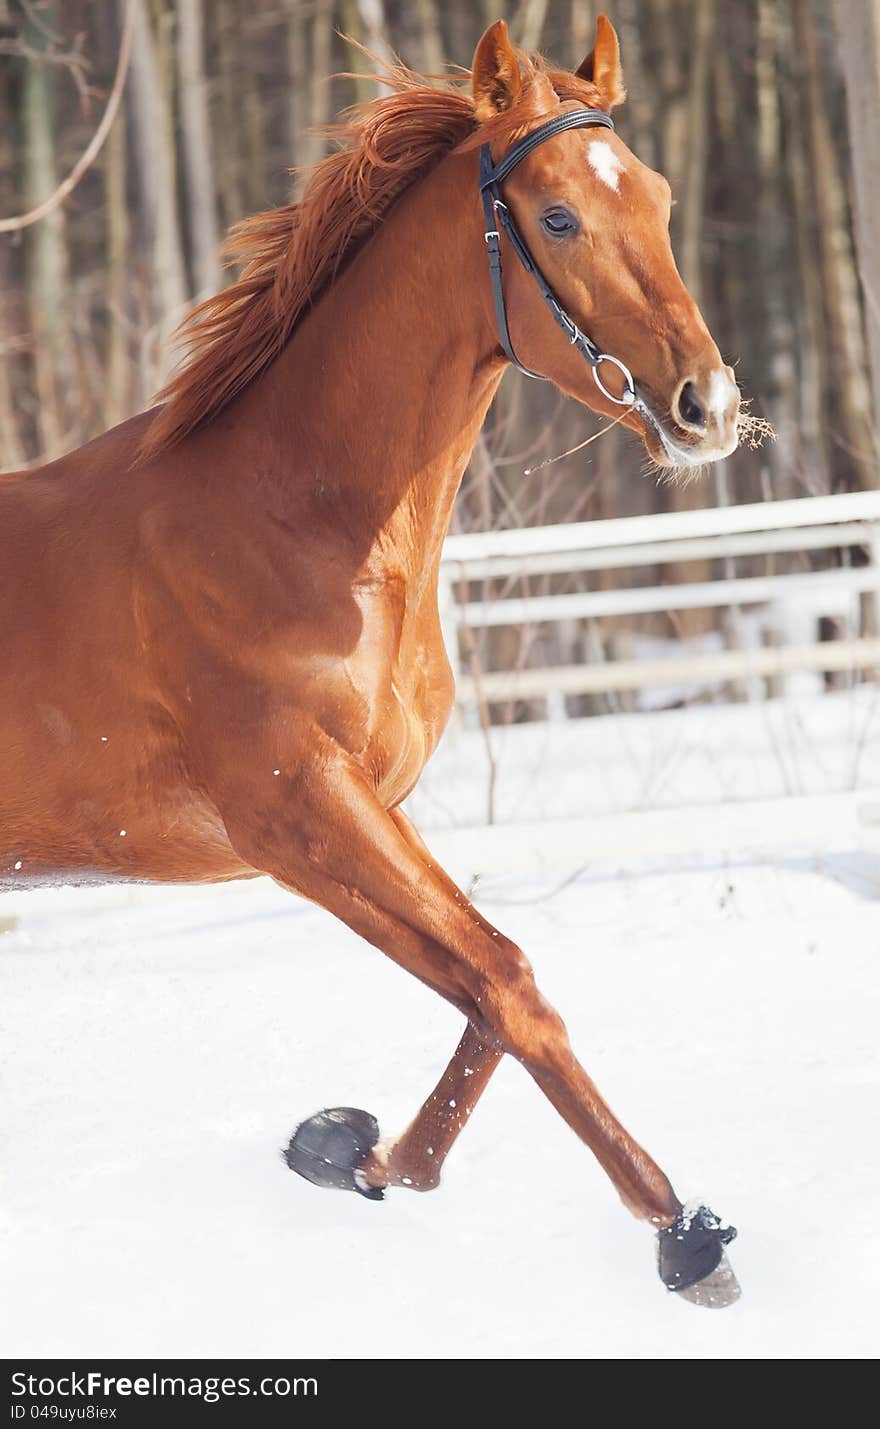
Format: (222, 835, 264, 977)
(541, 208, 579, 236)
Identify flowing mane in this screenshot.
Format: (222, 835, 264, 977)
(139, 50, 604, 460)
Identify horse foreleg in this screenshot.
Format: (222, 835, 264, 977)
(359, 1020, 501, 1191)
(355, 809, 502, 1192)
(209, 736, 738, 1303)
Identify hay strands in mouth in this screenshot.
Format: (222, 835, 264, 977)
(524, 397, 774, 477)
(524, 409, 629, 476)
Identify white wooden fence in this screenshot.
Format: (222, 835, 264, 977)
(439, 490, 880, 709)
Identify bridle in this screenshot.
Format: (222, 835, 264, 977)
(479, 108, 636, 406)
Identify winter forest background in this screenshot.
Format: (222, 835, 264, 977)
(1, 0, 879, 657)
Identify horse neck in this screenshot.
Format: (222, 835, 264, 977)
(229, 148, 503, 572)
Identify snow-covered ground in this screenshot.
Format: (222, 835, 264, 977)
(409, 685, 880, 829)
(2, 693, 879, 1358)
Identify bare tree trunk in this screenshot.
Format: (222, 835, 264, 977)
(216, 0, 246, 221)
(302, 0, 334, 173)
(415, 0, 444, 74)
(241, 76, 268, 218)
(22, 2, 77, 459)
(678, 0, 714, 302)
(177, 0, 220, 296)
(356, 0, 394, 67)
(340, 0, 372, 104)
(0, 72, 26, 470)
(570, 0, 595, 68)
(837, 0, 880, 464)
(103, 100, 132, 426)
(796, 0, 875, 489)
(125, 0, 187, 334)
(0, 243, 26, 469)
(654, 0, 689, 196)
(512, 0, 549, 54)
(614, 0, 654, 163)
(651, 0, 713, 630)
(0, 350, 25, 470)
(754, 0, 795, 498)
(782, 1, 827, 495)
(284, 0, 308, 166)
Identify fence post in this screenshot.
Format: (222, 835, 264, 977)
(860, 522, 880, 681)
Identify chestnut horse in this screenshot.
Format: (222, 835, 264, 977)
(1, 17, 742, 1304)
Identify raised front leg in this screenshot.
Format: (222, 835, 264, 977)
(356, 813, 503, 1193)
(201, 727, 738, 1303)
(361, 1020, 501, 1191)
(285, 1021, 498, 1197)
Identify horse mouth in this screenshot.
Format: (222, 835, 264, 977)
(629, 393, 738, 470)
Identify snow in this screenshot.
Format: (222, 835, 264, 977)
(408, 686, 880, 830)
(2, 692, 880, 1358)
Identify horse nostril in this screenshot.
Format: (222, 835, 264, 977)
(677, 381, 706, 430)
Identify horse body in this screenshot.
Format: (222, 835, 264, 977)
(2, 16, 744, 1302)
(1, 151, 493, 888)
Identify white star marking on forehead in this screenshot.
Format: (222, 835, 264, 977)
(588, 139, 625, 193)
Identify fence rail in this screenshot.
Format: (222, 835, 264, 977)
(440, 490, 880, 708)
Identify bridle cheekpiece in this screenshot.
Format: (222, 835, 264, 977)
(479, 108, 636, 405)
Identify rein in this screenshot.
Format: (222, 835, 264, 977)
(479, 109, 636, 406)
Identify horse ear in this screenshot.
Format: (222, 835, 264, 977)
(472, 19, 523, 120)
(576, 13, 626, 109)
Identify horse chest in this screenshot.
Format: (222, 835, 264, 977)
(362, 651, 454, 807)
(350, 585, 455, 806)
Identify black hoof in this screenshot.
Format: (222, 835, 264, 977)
(658, 1204, 739, 1304)
(284, 1107, 384, 1201)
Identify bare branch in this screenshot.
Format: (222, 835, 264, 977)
(0, 0, 134, 236)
